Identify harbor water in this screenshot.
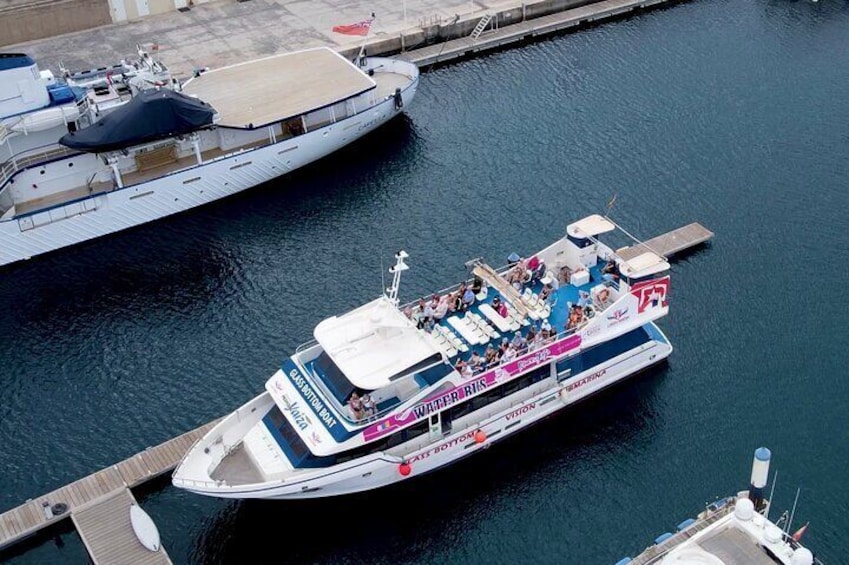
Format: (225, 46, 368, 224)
(2, 0, 848, 562)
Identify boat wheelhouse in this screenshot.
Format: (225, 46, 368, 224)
(173, 215, 675, 499)
(0, 47, 419, 267)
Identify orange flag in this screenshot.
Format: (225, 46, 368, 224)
(332, 19, 373, 36)
(792, 522, 809, 542)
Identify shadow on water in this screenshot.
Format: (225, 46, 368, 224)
(190, 363, 669, 565)
(0, 116, 419, 322)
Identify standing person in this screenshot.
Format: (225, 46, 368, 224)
(348, 392, 364, 420)
(361, 394, 376, 418)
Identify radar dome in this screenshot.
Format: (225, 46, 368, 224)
(790, 548, 814, 565)
(734, 498, 754, 521)
(764, 524, 783, 544)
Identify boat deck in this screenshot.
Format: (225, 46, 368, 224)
(181, 47, 375, 129)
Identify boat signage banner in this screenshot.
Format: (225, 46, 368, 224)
(630, 276, 669, 313)
(363, 334, 582, 441)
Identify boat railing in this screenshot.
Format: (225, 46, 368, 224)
(172, 453, 403, 490)
(0, 142, 80, 190)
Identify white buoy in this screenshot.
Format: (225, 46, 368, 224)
(130, 504, 161, 552)
(749, 447, 771, 509)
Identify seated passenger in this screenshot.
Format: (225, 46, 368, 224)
(602, 258, 619, 281)
(461, 287, 476, 310)
(451, 292, 463, 313)
(348, 392, 364, 420)
(511, 332, 526, 352)
(530, 332, 544, 351)
(539, 284, 553, 303)
(403, 305, 413, 320)
(469, 351, 484, 371)
(484, 344, 499, 367)
(434, 295, 449, 321)
(471, 276, 483, 295)
(361, 394, 376, 418)
(559, 265, 571, 284)
(502, 345, 517, 363)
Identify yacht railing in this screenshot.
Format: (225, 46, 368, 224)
(0, 142, 80, 190)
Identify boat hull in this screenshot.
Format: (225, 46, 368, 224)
(0, 64, 418, 267)
(174, 325, 672, 500)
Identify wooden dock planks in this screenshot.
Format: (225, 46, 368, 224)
(618, 223, 714, 261)
(0, 418, 221, 555)
(72, 489, 171, 565)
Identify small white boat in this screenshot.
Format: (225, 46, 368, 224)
(129, 503, 160, 552)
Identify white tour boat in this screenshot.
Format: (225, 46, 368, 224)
(0, 47, 419, 267)
(173, 214, 675, 499)
(617, 447, 822, 565)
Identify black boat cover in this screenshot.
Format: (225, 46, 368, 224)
(60, 89, 215, 153)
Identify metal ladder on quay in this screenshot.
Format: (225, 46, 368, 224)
(470, 14, 494, 40)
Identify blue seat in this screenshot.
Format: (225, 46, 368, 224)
(677, 518, 695, 531)
(654, 532, 674, 545)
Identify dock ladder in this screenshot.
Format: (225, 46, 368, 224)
(470, 14, 494, 40)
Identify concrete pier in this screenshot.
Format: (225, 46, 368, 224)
(4, 0, 687, 77)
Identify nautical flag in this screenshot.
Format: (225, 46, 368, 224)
(792, 522, 809, 541)
(332, 18, 374, 36)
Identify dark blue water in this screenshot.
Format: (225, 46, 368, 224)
(2, 0, 849, 562)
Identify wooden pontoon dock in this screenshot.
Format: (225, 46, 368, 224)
(618, 222, 714, 261)
(0, 419, 219, 563)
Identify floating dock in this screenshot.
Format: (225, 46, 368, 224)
(0, 419, 219, 561)
(618, 222, 714, 261)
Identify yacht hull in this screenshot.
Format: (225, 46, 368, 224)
(173, 326, 672, 500)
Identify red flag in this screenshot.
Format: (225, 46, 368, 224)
(332, 19, 373, 36)
(792, 522, 809, 542)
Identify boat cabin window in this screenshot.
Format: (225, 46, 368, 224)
(303, 107, 333, 131)
(331, 101, 348, 121)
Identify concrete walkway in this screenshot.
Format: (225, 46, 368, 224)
(8, 0, 498, 76)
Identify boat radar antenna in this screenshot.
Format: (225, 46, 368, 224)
(386, 250, 410, 306)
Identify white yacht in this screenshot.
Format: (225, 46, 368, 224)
(0, 47, 419, 267)
(173, 214, 675, 499)
(617, 448, 822, 565)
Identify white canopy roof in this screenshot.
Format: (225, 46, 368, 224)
(567, 214, 616, 239)
(618, 251, 669, 278)
(313, 296, 442, 390)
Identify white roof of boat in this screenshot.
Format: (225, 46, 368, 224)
(619, 251, 669, 278)
(567, 214, 616, 238)
(181, 47, 375, 129)
(313, 296, 442, 390)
